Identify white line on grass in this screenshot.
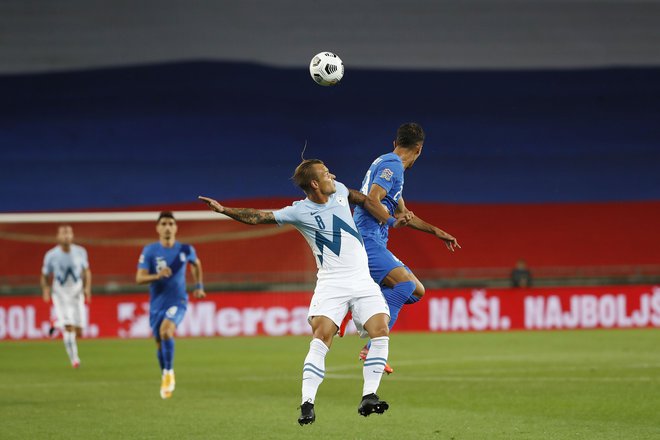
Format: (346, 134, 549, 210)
(235, 373, 656, 383)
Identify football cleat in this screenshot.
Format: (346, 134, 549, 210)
(167, 371, 176, 392)
(298, 401, 315, 426)
(48, 319, 59, 338)
(160, 372, 175, 399)
(358, 393, 389, 417)
(359, 345, 394, 375)
(72, 359, 80, 369)
(338, 311, 352, 337)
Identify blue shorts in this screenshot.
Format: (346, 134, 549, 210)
(150, 301, 187, 339)
(364, 237, 410, 285)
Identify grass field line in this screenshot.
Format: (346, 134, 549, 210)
(324, 373, 657, 382)
(325, 356, 660, 373)
(0, 374, 653, 392)
(234, 372, 656, 383)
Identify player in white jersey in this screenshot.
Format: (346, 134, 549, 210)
(40, 225, 92, 368)
(199, 159, 411, 425)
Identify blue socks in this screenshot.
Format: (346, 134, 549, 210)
(157, 348, 165, 371)
(383, 280, 417, 330)
(161, 338, 175, 370)
(405, 294, 421, 305)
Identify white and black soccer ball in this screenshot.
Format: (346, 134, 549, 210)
(309, 52, 344, 86)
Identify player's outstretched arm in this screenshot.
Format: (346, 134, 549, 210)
(198, 196, 277, 225)
(397, 197, 461, 252)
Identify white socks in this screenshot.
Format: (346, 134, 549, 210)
(362, 336, 389, 396)
(63, 331, 79, 364)
(301, 338, 329, 404)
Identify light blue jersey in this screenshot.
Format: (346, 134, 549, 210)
(274, 181, 372, 284)
(42, 244, 89, 295)
(353, 152, 405, 243)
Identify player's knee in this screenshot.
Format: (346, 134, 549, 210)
(368, 325, 389, 338)
(160, 328, 175, 340)
(312, 329, 334, 347)
(413, 281, 425, 298)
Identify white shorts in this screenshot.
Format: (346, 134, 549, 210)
(308, 280, 390, 338)
(52, 292, 86, 329)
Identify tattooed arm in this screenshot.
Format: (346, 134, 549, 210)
(198, 196, 277, 225)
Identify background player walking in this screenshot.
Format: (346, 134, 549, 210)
(41, 225, 92, 368)
(136, 211, 206, 399)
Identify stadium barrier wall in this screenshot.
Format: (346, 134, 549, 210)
(1, 285, 659, 340)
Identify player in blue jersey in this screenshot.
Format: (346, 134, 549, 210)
(41, 225, 92, 368)
(347, 122, 461, 372)
(199, 159, 411, 425)
(136, 211, 206, 399)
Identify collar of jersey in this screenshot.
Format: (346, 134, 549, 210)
(304, 193, 335, 208)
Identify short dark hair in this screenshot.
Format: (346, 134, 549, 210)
(292, 159, 324, 193)
(157, 211, 176, 223)
(396, 122, 425, 148)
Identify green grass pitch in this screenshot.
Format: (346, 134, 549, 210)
(1, 330, 659, 439)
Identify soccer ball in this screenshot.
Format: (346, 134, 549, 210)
(309, 52, 344, 86)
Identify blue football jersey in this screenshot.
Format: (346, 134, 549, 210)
(137, 242, 198, 312)
(353, 152, 405, 243)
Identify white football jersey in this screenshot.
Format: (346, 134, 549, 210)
(274, 181, 372, 285)
(42, 244, 89, 296)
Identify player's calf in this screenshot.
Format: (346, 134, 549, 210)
(358, 344, 393, 374)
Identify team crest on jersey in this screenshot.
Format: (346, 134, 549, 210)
(166, 306, 178, 318)
(380, 168, 393, 181)
(336, 195, 347, 206)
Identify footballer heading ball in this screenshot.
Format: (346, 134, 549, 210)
(309, 52, 344, 86)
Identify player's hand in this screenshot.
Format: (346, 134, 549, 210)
(198, 196, 225, 214)
(393, 211, 414, 228)
(84, 290, 92, 304)
(42, 288, 51, 303)
(437, 231, 461, 252)
(193, 289, 206, 299)
(157, 267, 172, 279)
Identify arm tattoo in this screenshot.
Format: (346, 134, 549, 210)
(222, 207, 277, 225)
(348, 189, 366, 206)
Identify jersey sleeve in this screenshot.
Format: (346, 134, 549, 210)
(273, 204, 299, 226)
(371, 159, 403, 193)
(137, 246, 150, 270)
(187, 245, 199, 263)
(41, 252, 53, 276)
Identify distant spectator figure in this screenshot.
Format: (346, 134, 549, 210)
(511, 259, 532, 288)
